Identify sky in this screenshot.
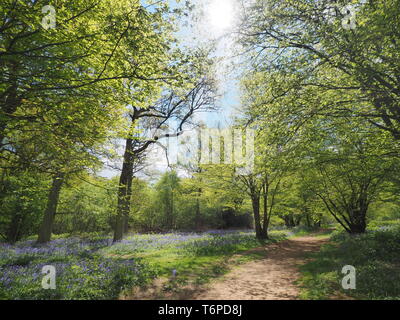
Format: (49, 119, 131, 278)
(170, 0, 242, 127)
(99, 0, 241, 179)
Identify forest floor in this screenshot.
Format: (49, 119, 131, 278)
(123, 231, 336, 300)
(191, 234, 329, 300)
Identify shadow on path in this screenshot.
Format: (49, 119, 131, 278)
(191, 235, 329, 300)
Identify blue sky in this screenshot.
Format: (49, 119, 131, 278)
(99, 0, 241, 178)
(176, 0, 242, 126)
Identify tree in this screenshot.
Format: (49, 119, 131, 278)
(312, 123, 396, 233)
(0, 170, 48, 243)
(155, 170, 181, 230)
(112, 74, 217, 241)
(238, 0, 400, 140)
(1, 0, 184, 243)
(238, 26, 400, 234)
(1, 0, 167, 149)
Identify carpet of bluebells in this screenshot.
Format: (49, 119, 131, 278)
(0, 237, 154, 300)
(0, 229, 283, 300)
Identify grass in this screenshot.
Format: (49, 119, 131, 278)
(298, 226, 400, 300)
(0, 229, 290, 300)
(151, 251, 269, 296)
(0, 237, 155, 300)
(112, 230, 287, 298)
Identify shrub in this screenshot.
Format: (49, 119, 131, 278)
(299, 227, 400, 300)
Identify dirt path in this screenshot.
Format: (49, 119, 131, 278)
(191, 235, 328, 300)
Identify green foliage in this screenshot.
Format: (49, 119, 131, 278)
(54, 175, 118, 234)
(0, 0, 399, 301)
(0, 235, 157, 300)
(1, 230, 290, 300)
(237, 0, 400, 237)
(0, 257, 154, 300)
(181, 233, 273, 256)
(0, 171, 49, 242)
(299, 228, 400, 300)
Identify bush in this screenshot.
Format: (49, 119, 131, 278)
(181, 231, 281, 256)
(299, 227, 400, 300)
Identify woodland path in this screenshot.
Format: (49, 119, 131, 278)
(191, 235, 328, 300)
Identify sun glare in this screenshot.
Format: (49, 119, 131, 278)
(208, 0, 234, 32)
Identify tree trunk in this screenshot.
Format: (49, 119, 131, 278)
(348, 209, 367, 234)
(349, 224, 366, 234)
(347, 193, 368, 234)
(165, 189, 174, 230)
(113, 138, 134, 242)
(305, 209, 312, 228)
(195, 188, 201, 230)
(283, 214, 295, 228)
(252, 195, 266, 239)
(295, 215, 302, 226)
(37, 174, 64, 244)
(1, 61, 21, 146)
(261, 190, 269, 239)
(123, 214, 130, 234)
(6, 206, 24, 243)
